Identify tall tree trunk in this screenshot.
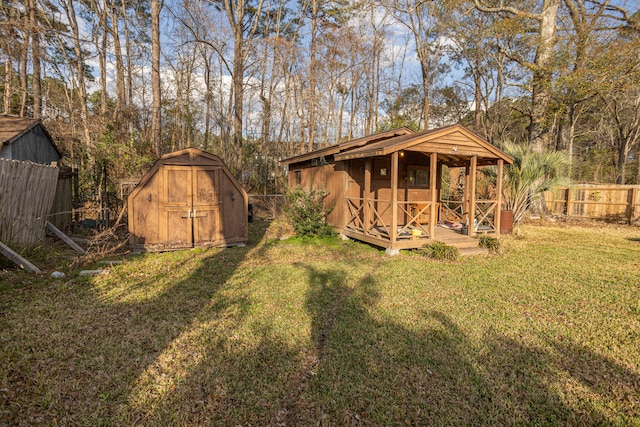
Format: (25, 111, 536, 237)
(121, 0, 133, 106)
(473, 0, 560, 150)
(98, 1, 108, 115)
(419, 58, 430, 129)
(4, 51, 12, 114)
(110, 5, 126, 120)
(307, 0, 318, 151)
(221, 0, 265, 177)
(474, 48, 482, 130)
(19, 29, 28, 117)
(151, 0, 162, 157)
(528, 0, 560, 150)
(232, 25, 244, 176)
(202, 52, 213, 151)
(617, 136, 627, 184)
(29, 0, 41, 118)
(62, 0, 93, 150)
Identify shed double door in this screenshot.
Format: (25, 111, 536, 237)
(163, 166, 220, 249)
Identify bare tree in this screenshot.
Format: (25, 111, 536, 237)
(151, 0, 162, 157)
(384, 0, 446, 129)
(205, 0, 266, 176)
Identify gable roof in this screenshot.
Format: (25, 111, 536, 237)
(0, 115, 61, 156)
(280, 127, 415, 165)
(333, 124, 513, 166)
(1, 115, 42, 145)
(129, 147, 243, 202)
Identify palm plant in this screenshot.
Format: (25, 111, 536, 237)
(483, 142, 570, 225)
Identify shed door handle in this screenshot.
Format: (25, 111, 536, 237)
(181, 209, 191, 218)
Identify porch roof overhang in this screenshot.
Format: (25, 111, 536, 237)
(333, 124, 513, 167)
(279, 126, 415, 166)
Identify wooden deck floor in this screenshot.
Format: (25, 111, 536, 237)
(433, 227, 480, 249)
(341, 224, 489, 253)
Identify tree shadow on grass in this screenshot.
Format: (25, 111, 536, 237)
(0, 221, 270, 426)
(5, 226, 638, 425)
(287, 265, 640, 425)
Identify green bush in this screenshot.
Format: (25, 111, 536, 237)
(284, 187, 334, 237)
(420, 241, 459, 261)
(477, 235, 503, 254)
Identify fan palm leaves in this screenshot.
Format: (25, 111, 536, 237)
(484, 142, 570, 225)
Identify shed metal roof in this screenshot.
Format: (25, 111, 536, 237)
(279, 127, 415, 165)
(333, 124, 513, 165)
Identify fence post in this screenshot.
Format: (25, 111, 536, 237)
(565, 188, 573, 217)
(629, 187, 639, 225)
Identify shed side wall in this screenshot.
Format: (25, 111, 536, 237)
(5, 126, 60, 164)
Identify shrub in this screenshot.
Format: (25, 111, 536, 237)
(420, 241, 459, 261)
(284, 187, 334, 237)
(477, 235, 503, 254)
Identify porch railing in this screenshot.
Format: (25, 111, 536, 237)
(475, 200, 498, 232)
(440, 199, 464, 223)
(345, 197, 433, 240)
(397, 200, 432, 238)
(345, 197, 392, 239)
(439, 198, 498, 233)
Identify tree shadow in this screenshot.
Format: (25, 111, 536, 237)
(286, 265, 639, 425)
(4, 224, 638, 425)
(0, 221, 270, 425)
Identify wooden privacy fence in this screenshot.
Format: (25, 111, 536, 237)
(47, 166, 76, 230)
(0, 158, 59, 248)
(544, 184, 640, 224)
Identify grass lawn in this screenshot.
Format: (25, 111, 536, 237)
(1, 221, 639, 425)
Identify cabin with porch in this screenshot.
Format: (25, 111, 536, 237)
(281, 124, 513, 254)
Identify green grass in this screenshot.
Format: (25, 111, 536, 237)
(1, 220, 639, 425)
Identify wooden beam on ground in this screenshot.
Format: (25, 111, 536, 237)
(0, 240, 42, 274)
(46, 221, 86, 254)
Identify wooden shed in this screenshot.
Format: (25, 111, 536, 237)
(281, 124, 513, 253)
(128, 148, 248, 252)
(0, 115, 61, 164)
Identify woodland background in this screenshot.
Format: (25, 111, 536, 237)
(1, 0, 639, 194)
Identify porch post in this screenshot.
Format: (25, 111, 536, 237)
(390, 151, 399, 246)
(429, 152, 438, 239)
(468, 156, 477, 236)
(495, 159, 504, 236)
(364, 158, 372, 234)
(463, 165, 470, 228)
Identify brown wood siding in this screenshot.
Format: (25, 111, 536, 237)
(323, 163, 346, 228)
(130, 169, 161, 245)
